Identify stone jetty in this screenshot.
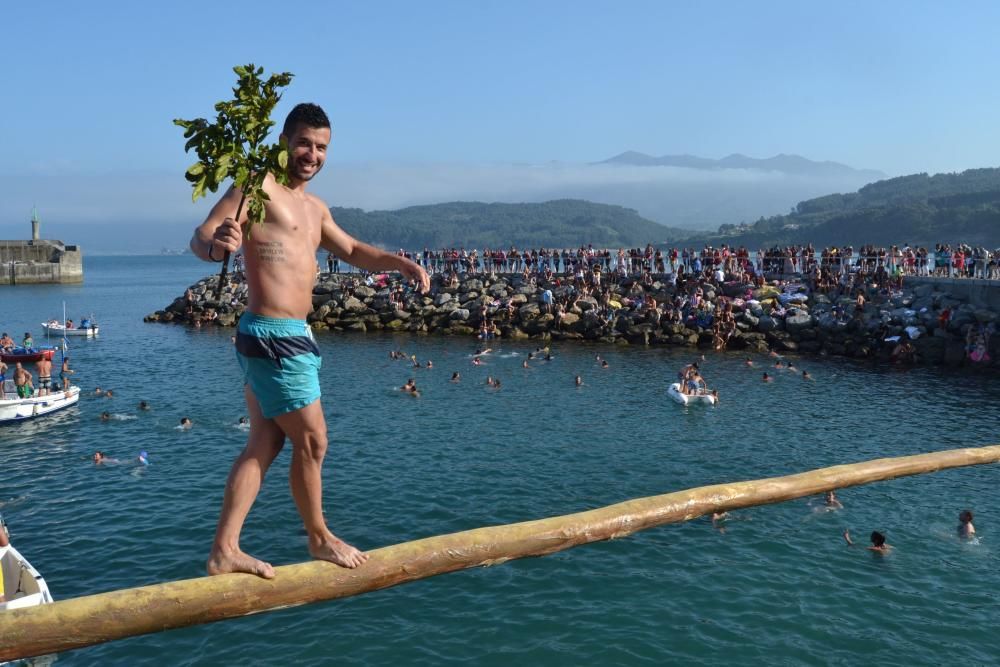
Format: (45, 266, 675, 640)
(145, 272, 1000, 369)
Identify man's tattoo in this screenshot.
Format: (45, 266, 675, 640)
(257, 241, 286, 263)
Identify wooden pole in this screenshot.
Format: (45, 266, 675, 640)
(3, 444, 999, 661)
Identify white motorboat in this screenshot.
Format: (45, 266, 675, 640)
(668, 382, 717, 406)
(42, 321, 99, 337)
(0, 523, 54, 611)
(0, 383, 80, 424)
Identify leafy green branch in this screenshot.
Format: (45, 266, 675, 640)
(174, 64, 294, 298)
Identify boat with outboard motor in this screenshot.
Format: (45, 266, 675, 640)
(0, 381, 80, 423)
(42, 320, 99, 337)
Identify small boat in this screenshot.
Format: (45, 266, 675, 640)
(0, 519, 54, 611)
(0, 347, 57, 364)
(0, 384, 80, 424)
(668, 382, 717, 406)
(42, 321, 99, 337)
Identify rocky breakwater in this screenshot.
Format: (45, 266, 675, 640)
(146, 274, 999, 369)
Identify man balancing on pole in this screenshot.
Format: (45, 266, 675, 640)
(191, 103, 429, 578)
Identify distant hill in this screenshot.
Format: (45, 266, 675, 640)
(682, 168, 1000, 248)
(600, 151, 886, 181)
(330, 199, 692, 250)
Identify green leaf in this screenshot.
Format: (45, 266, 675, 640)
(186, 162, 205, 177)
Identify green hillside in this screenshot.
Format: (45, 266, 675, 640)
(329, 199, 692, 250)
(696, 168, 1000, 247)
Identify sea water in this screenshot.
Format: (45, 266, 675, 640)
(1, 256, 999, 665)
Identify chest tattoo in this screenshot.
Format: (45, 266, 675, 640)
(256, 241, 286, 263)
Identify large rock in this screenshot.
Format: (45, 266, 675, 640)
(343, 297, 366, 313)
(354, 286, 376, 299)
(519, 303, 541, 319)
(756, 315, 779, 333)
(450, 308, 471, 321)
(435, 293, 453, 306)
(785, 313, 813, 332)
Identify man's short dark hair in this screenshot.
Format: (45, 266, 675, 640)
(282, 103, 330, 136)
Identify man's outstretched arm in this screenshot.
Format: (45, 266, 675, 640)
(320, 210, 429, 292)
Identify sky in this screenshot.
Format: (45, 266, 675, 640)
(3, 1, 1000, 250)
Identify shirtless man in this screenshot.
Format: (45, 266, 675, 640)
(0, 360, 6, 398)
(36, 356, 53, 397)
(191, 103, 428, 579)
(13, 363, 33, 399)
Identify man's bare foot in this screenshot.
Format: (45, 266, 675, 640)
(206, 548, 275, 579)
(309, 534, 369, 568)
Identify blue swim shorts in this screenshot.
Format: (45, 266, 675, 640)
(236, 313, 322, 419)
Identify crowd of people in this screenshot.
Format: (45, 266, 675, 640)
(380, 243, 1000, 281)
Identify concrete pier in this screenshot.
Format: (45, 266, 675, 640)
(1, 208, 84, 285)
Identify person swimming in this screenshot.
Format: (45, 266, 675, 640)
(138, 400, 151, 410)
(844, 529, 892, 553)
(450, 372, 461, 383)
(763, 373, 772, 382)
(179, 417, 193, 430)
(802, 371, 812, 380)
(824, 490, 843, 510)
(401, 378, 419, 395)
(137, 451, 150, 466)
(601, 360, 609, 369)
(958, 510, 976, 539)
(745, 357, 754, 367)
(100, 411, 111, 421)
(575, 375, 583, 386)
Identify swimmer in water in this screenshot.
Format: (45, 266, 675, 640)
(401, 378, 419, 396)
(450, 372, 461, 383)
(486, 375, 495, 387)
(94, 451, 107, 464)
(472, 357, 482, 366)
(425, 360, 433, 369)
(94, 387, 104, 396)
(745, 357, 754, 367)
(958, 510, 976, 539)
(575, 375, 583, 386)
(493, 379, 502, 390)
(138, 400, 151, 410)
(138, 451, 150, 466)
(100, 411, 111, 421)
(105, 389, 114, 398)
(601, 360, 609, 369)
(711, 389, 720, 404)
(802, 370, 812, 380)
(824, 490, 843, 510)
(522, 360, 529, 368)
(238, 416, 249, 426)
(774, 361, 784, 369)
(179, 417, 193, 430)
(787, 362, 796, 372)
(763, 373, 772, 383)
(844, 529, 892, 554)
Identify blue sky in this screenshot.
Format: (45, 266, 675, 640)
(3, 1, 999, 246)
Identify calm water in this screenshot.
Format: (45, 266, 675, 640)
(2, 256, 999, 666)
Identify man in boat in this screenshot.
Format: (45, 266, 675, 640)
(0, 333, 13, 352)
(36, 355, 53, 396)
(60, 357, 74, 390)
(13, 363, 33, 399)
(191, 103, 429, 579)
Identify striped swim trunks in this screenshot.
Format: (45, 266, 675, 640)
(235, 313, 322, 419)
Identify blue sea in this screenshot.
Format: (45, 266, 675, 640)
(2, 255, 999, 666)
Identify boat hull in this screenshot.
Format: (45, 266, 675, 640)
(0, 543, 54, 611)
(668, 383, 716, 406)
(0, 386, 80, 423)
(42, 323, 99, 337)
(0, 348, 56, 363)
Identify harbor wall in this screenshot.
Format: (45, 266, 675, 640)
(0, 241, 83, 285)
(903, 277, 1000, 309)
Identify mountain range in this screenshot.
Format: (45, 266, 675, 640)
(599, 151, 886, 181)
